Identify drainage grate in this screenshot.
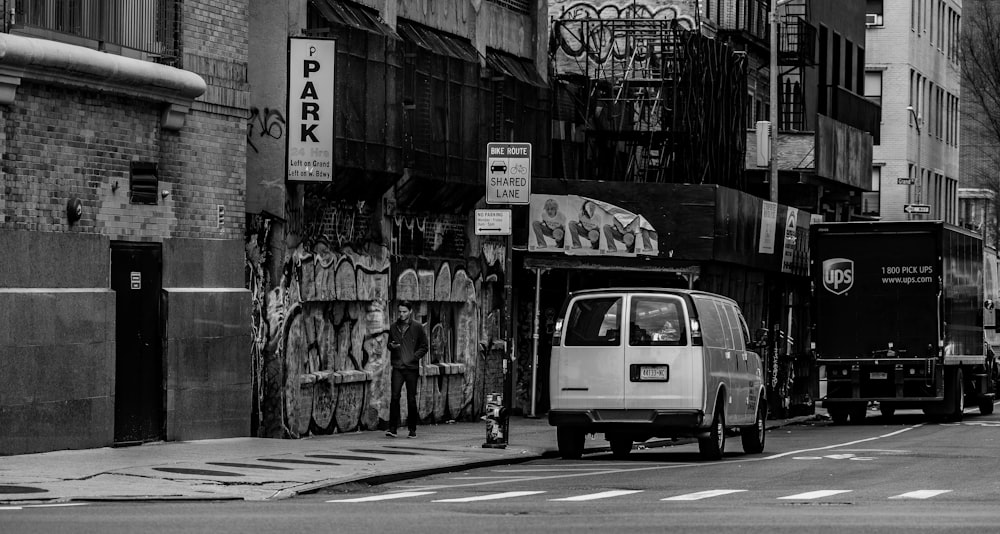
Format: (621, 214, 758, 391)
(257, 458, 340, 466)
(0, 485, 48, 494)
(207, 462, 292, 471)
(152, 467, 244, 477)
(349, 449, 422, 456)
(307, 454, 384, 462)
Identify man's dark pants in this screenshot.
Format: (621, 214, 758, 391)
(389, 367, 420, 432)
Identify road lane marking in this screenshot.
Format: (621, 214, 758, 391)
(0, 507, 23, 510)
(779, 490, 852, 500)
(433, 491, 545, 503)
(327, 491, 436, 503)
(550, 490, 643, 501)
(763, 425, 923, 460)
(662, 489, 747, 501)
(406, 424, 929, 492)
(889, 490, 952, 499)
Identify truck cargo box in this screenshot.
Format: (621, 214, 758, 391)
(811, 221, 983, 365)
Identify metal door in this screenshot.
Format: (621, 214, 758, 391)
(111, 241, 163, 444)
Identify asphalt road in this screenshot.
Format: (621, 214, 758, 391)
(3, 406, 1000, 534)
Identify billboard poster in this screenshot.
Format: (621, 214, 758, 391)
(527, 194, 659, 257)
(287, 37, 335, 182)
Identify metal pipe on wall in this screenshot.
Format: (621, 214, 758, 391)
(529, 267, 542, 418)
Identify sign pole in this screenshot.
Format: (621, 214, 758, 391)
(503, 212, 514, 443)
(482, 142, 531, 448)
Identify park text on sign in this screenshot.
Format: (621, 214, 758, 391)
(287, 38, 335, 182)
(486, 142, 531, 205)
(475, 209, 512, 236)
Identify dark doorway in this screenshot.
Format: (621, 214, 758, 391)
(111, 241, 164, 444)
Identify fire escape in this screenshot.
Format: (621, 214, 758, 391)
(551, 14, 747, 189)
(777, 1, 816, 132)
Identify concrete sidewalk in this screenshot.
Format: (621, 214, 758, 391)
(0, 413, 821, 503)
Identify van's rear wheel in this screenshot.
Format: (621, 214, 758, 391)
(699, 398, 726, 460)
(741, 399, 767, 454)
(608, 436, 632, 459)
(979, 396, 995, 415)
(557, 427, 585, 460)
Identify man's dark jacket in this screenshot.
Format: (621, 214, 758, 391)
(389, 318, 429, 369)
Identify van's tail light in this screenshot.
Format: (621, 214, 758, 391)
(690, 318, 703, 346)
(551, 318, 564, 346)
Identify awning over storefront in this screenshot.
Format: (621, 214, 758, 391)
(486, 49, 547, 88)
(309, 0, 398, 38)
(523, 255, 700, 275)
(397, 19, 479, 63)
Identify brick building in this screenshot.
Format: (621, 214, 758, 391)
(0, 1, 251, 454)
(865, 0, 962, 221)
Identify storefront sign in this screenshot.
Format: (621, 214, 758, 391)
(287, 38, 335, 182)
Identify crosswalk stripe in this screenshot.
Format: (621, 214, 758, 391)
(889, 490, 952, 499)
(661, 489, 747, 501)
(326, 491, 436, 503)
(778, 490, 852, 500)
(433, 491, 545, 503)
(550, 490, 643, 502)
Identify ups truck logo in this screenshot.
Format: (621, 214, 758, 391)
(822, 258, 854, 295)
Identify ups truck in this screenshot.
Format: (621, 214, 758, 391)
(811, 221, 997, 423)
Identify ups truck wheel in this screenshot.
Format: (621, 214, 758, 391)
(741, 399, 767, 454)
(944, 368, 965, 422)
(699, 398, 726, 460)
(829, 408, 849, 425)
(608, 436, 632, 459)
(879, 405, 896, 418)
(979, 397, 995, 415)
(849, 404, 867, 424)
(557, 427, 585, 460)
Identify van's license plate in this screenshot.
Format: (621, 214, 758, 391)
(638, 365, 669, 381)
(870, 372, 888, 380)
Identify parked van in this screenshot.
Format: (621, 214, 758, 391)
(548, 288, 767, 460)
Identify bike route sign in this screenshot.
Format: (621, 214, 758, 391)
(486, 142, 531, 205)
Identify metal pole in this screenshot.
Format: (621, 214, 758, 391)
(769, 1, 780, 203)
(529, 267, 542, 418)
(503, 220, 513, 442)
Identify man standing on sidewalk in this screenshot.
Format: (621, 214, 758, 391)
(386, 301, 429, 438)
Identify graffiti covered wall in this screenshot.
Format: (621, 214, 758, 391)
(249, 201, 506, 438)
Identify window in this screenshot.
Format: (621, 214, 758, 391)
(564, 297, 621, 346)
(694, 296, 727, 349)
(871, 165, 882, 192)
(12, 0, 181, 64)
(866, 0, 884, 26)
(865, 70, 883, 127)
(629, 296, 687, 347)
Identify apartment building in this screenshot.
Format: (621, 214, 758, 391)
(865, 0, 961, 221)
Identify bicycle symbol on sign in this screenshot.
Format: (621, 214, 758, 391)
(507, 163, 529, 176)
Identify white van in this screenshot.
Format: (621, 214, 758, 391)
(548, 288, 767, 460)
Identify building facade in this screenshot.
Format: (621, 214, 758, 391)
(0, 1, 252, 454)
(866, 0, 962, 222)
(246, 0, 550, 438)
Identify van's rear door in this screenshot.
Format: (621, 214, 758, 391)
(552, 293, 626, 410)
(623, 293, 701, 410)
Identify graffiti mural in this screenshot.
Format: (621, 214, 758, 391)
(552, 1, 697, 64)
(255, 209, 506, 438)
